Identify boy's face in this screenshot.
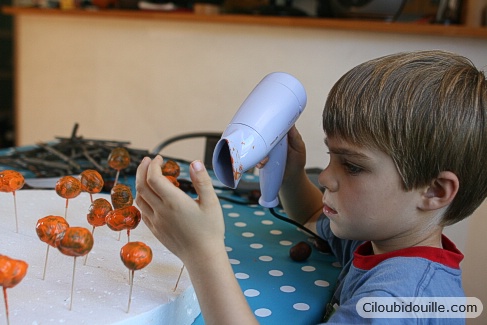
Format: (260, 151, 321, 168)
(319, 136, 430, 246)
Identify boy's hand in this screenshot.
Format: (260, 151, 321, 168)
(285, 125, 307, 174)
(256, 125, 307, 181)
(135, 156, 225, 264)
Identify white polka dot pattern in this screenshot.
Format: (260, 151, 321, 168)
(192, 172, 341, 324)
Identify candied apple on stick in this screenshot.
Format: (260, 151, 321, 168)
(35, 216, 70, 280)
(56, 226, 94, 258)
(161, 160, 180, 187)
(107, 147, 130, 186)
(110, 183, 134, 238)
(0, 170, 25, 233)
(105, 206, 141, 242)
(87, 198, 112, 230)
(55, 176, 82, 219)
(120, 241, 152, 271)
(0, 170, 24, 193)
(80, 169, 104, 203)
(84, 198, 112, 265)
(0, 254, 28, 325)
(161, 161, 185, 291)
(161, 160, 180, 178)
(123, 206, 142, 239)
(120, 241, 152, 313)
(56, 227, 94, 311)
(110, 184, 133, 210)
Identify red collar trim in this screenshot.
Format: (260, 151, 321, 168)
(353, 235, 464, 270)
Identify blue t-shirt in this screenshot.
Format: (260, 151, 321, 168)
(316, 215, 465, 324)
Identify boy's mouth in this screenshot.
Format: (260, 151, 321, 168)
(323, 203, 338, 216)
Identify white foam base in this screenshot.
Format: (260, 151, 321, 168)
(0, 190, 200, 325)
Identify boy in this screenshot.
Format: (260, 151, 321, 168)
(135, 50, 487, 324)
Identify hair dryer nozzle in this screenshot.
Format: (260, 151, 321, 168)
(213, 124, 267, 189)
(213, 139, 234, 188)
(212, 72, 307, 207)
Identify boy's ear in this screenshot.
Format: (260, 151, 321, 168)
(419, 171, 459, 211)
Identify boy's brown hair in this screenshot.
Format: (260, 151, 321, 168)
(322, 50, 487, 225)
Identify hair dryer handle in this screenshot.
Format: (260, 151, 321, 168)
(258, 136, 288, 208)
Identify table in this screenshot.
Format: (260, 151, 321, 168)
(139, 164, 342, 324)
(0, 146, 341, 325)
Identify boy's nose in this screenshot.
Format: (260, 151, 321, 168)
(318, 167, 338, 192)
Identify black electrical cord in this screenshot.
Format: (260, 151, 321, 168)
(216, 194, 322, 241)
(268, 207, 322, 240)
(216, 194, 254, 205)
(181, 179, 331, 252)
(269, 207, 332, 253)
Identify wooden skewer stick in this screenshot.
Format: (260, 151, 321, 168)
(126, 269, 135, 313)
(127, 243, 132, 285)
(113, 170, 120, 187)
(42, 245, 50, 280)
(12, 192, 18, 233)
(3, 287, 10, 325)
(126, 230, 132, 284)
(83, 227, 96, 266)
(69, 256, 77, 311)
(64, 199, 69, 220)
(173, 265, 185, 292)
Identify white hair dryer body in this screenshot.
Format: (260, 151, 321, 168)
(212, 72, 307, 208)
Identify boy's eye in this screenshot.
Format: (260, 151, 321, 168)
(343, 162, 363, 175)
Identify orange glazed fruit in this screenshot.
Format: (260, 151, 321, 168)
(120, 241, 152, 271)
(55, 176, 82, 199)
(0, 170, 25, 192)
(161, 160, 180, 178)
(105, 206, 141, 232)
(0, 255, 28, 289)
(80, 169, 104, 194)
(110, 183, 133, 209)
(56, 227, 94, 257)
(36, 216, 70, 248)
(107, 147, 130, 171)
(87, 198, 112, 227)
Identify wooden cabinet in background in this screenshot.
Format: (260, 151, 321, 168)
(0, 0, 14, 148)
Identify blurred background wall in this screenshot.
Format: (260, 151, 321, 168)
(7, 2, 487, 322)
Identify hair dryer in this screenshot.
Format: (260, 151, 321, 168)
(212, 72, 307, 208)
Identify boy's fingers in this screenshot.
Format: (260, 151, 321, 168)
(135, 156, 151, 187)
(135, 156, 152, 202)
(142, 155, 179, 203)
(255, 157, 270, 169)
(288, 125, 301, 146)
(189, 160, 218, 207)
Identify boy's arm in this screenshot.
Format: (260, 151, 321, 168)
(185, 246, 258, 325)
(279, 168, 323, 233)
(277, 126, 324, 232)
(136, 157, 258, 325)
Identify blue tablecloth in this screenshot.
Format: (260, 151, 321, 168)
(177, 166, 341, 325)
(0, 148, 341, 325)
